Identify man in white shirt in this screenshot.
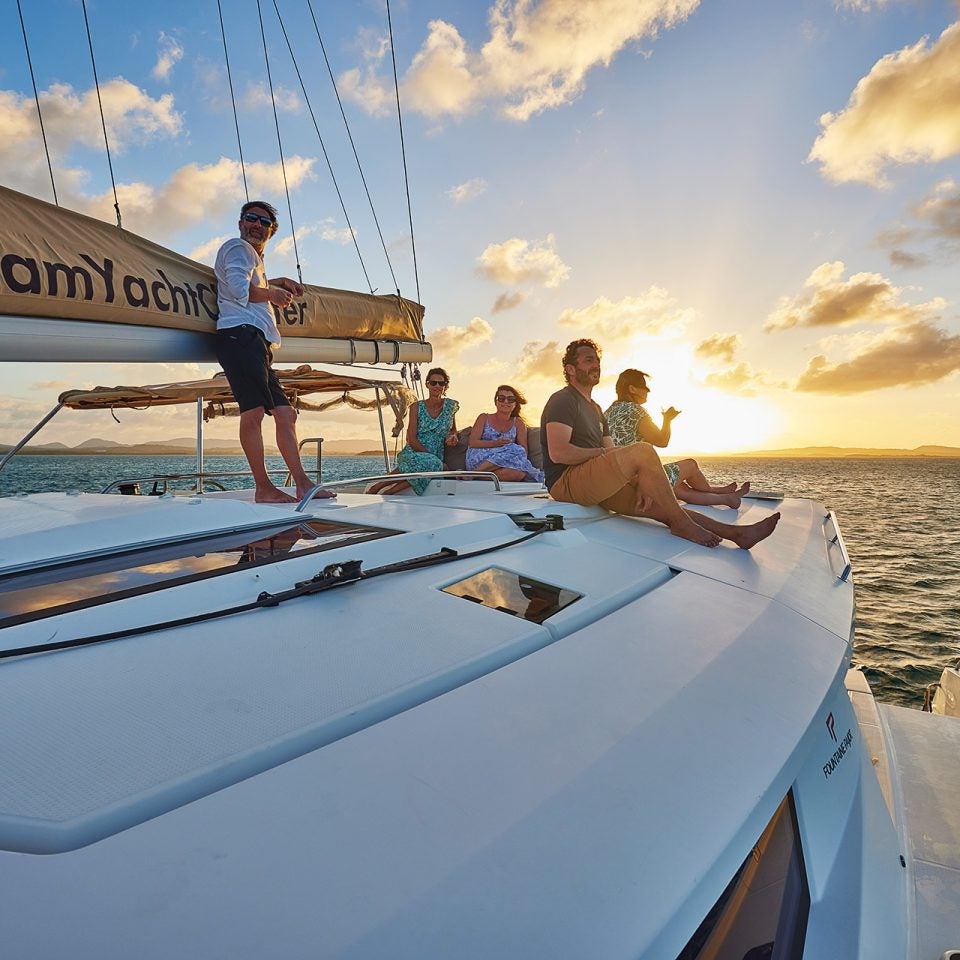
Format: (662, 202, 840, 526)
(214, 200, 334, 503)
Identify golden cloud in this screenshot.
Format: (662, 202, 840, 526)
(515, 339, 564, 381)
(558, 289, 696, 343)
(765, 261, 944, 331)
(794, 320, 960, 393)
(695, 333, 741, 363)
(492, 291, 527, 313)
(702, 362, 774, 397)
(808, 21, 960, 186)
(477, 235, 569, 287)
(343, 0, 700, 121)
(428, 317, 495, 356)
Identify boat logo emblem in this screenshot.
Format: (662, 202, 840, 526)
(825, 711, 837, 742)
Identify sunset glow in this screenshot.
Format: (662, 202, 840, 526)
(1, 2, 959, 454)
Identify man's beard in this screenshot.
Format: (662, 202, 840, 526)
(574, 368, 598, 387)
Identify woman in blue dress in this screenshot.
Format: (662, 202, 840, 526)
(368, 368, 460, 495)
(465, 384, 544, 483)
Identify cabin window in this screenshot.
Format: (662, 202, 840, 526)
(676, 792, 809, 960)
(441, 567, 581, 624)
(0, 519, 399, 627)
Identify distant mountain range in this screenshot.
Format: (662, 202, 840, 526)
(2, 439, 958, 458)
(0, 436, 386, 456)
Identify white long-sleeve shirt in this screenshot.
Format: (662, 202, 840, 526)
(214, 238, 281, 346)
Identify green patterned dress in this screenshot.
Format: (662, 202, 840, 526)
(396, 398, 460, 495)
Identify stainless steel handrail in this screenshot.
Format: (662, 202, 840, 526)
(823, 511, 852, 582)
(294, 471, 503, 512)
(100, 469, 292, 495)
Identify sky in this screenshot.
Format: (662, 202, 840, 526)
(2, 0, 960, 454)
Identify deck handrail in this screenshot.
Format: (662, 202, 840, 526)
(823, 511, 852, 582)
(294, 471, 503, 512)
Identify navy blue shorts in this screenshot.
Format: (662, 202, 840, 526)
(214, 325, 289, 414)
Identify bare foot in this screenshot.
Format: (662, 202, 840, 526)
(297, 487, 337, 500)
(715, 481, 738, 493)
(717, 492, 743, 509)
(738, 481, 751, 496)
(730, 511, 780, 550)
(255, 486, 297, 504)
(669, 515, 722, 547)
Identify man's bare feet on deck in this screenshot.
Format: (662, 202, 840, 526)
(729, 511, 780, 549)
(738, 481, 751, 496)
(670, 515, 722, 547)
(255, 486, 298, 504)
(296, 486, 337, 500)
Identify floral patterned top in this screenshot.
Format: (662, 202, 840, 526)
(604, 399, 649, 447)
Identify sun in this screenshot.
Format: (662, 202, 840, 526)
(598, 345, 781, 455)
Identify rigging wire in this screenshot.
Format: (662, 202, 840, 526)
(217, 0, 249, 202)
(305, 0, 400, 296)
(270, 0, 373, 294)
(255, 0, 303, 286)
(386, 0, 421, 306)
(80, 0, 122, 228)
(15, 0, 58, 206)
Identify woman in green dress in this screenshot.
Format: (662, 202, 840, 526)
(369, 368, 460, 495)
(605, 368, 750, 509)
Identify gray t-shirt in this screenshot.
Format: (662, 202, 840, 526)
(540, 385, 609, 490)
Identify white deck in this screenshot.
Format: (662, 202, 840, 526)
(0, 484, 944, 957)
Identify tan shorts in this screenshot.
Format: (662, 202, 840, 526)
(549, 448, 639, 516)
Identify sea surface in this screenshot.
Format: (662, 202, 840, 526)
(2, 453, 957, 709)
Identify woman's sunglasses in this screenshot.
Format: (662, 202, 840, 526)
(495, 395, 516, 403)
(426, 379, 447, 386)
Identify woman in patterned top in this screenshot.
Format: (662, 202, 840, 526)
(605, 368, 751, 509)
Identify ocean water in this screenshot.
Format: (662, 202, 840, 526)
(1, 453, 957, 709)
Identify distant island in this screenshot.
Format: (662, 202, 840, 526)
(2, 438, 959, 459)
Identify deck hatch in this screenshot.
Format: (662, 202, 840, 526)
(441, 567, 581, 623)
(0, 518, 399, 627)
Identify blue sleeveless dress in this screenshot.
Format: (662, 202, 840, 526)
(465, 418, 544, 483)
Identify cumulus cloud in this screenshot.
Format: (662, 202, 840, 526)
(794, 320, 960, 393)
(273, 219, 355, 258)
(765, 261, 944, 331)
(702, 362, 775, 397)
(242, 82, 301, 113)
(808, 22, 960, 186)
(77, 155, 316, 238)
(0, 79, 183, 202)
(188, 235, 230, 264)
(477, 235, 569, 287)
(912, 177, 960, 239)
(558, 288, 696, 343)
(343, 0, 701, 121)
(153, 32, 184, 81)
(492, 291, 526, 313)
(875, 179, 960, 266)
(695, 333, 741, 363)
(447, 177, 489, 204)
(515, 339, 564, 380)
(428, 317, 495, 356)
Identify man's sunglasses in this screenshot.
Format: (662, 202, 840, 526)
(242, 213, 275, 228)
(426, 379, 447, 386)
(495, 395, 516, 403)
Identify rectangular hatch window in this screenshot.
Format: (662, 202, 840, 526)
(441, 567, 581, 624)
(0, 518, 398, 627)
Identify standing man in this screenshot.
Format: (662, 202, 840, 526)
(540, 338, 778, 549)
(214, 200, 334, 504)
